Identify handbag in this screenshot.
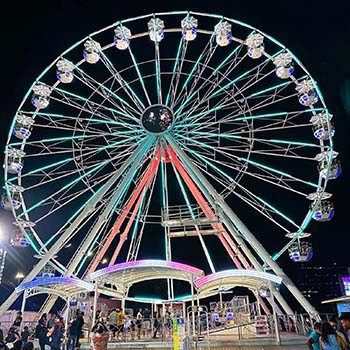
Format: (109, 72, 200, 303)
(5, 343, 14, 350)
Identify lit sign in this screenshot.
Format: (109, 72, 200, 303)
(342, 277, 350, 296)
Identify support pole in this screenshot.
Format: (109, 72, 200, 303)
(190, 278, 195, 339)
(92, 284, 99, 327)
(65, 297, 71, 342)
(269, 281, 281, 345)
(20, 291, 27, 332)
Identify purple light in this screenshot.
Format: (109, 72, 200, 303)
(195, 269, 282, 289)
(15, 276, 94, 294)
(342, 277, 350, 296)
(88, 259, 204, 281)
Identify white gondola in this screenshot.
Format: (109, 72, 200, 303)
(296, 79, 318, 106)
(83, 39, 101, 64)
(214, 21, 232, 47)
(10, 230, 30, 248)
(56, 59, 74, 83)
(181, 16, 198, 41)
(31, 84, 51, 109)
(310, 113, 335, 140)
(148, 18, 164, 42)
(5, 148, 25, 174)
(13, 114, 34, 140)
(114, 26, 132, 50)
(246, 33, 264, 59)
(273, 52, 294, 79)
(311, 199, 334, 222)
(288, 241, 313, 262)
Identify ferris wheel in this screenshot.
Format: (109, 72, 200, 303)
(0, 11, 340, 317)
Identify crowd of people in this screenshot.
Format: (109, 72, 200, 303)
(306, 313, 350, 350)
(0, 307, 174, 350)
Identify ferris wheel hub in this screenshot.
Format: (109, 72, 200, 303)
(141, 104, 174, 135)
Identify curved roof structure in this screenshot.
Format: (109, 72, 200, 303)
(195, 269, 283, 297)
(15, 276, 95, 298)
(87, 259, 204, 288)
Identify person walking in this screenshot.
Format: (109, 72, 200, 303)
(307, 322, 321, 350)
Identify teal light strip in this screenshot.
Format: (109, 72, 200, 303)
(176, 139, 299, 228)
(184, 130, 321, 148)
(18, 136, 146, 217)
(99, 51, 145, 109)
(54, 86, 135, 120)
(26, 111, 141, 128)
(165, 38, 184, 106)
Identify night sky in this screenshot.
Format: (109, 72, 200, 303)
(0, 0, 350, 312)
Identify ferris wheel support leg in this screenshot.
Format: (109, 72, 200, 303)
(167, 143, 293, 315)
(166, 136, 318, 319)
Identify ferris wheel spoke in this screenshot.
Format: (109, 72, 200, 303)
(185, 130, 322, 150)
(51, 86, 138, 122)
(171, 30, 217, 109)
(175, 47, 280, 120)
(126, 45, 152, 105)
(165, 38, 186, 106)
(69, 62, 141, 117)
(177, 78, 297, 127)
(174, 138, 301, 231)
(175, 139, 308, 197)
(174, 133, 319, 190)
(71, 66, 141, 118)
(24, 111, 137, 129)
(17, 135, 149, 218)
(154, 41, 163, 104)
(178, 44, 219, 111)
(98, 51, 146, 111)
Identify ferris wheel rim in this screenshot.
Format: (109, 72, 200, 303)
(3, 10, 336, 263)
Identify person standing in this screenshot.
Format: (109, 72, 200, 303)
(320, 322, 346, 350)
(116, 309, 126, 341)
(47, 314, 56, 330)
(91, 322, 109, 350)
(306, 322, 321, 350)
(47, 325, 63, 350)
(21, 326, 30, 346)
(0, 322, 4, 348)
(340, 313, 350, 343)
(67, 318, 79, 350)
(152, 312, 160, 339)
(12, 312, 23, 330)
(136, 309, 143, 339)
(35, 318, 48, 350)
(108, 309, 118, 340)
(75, 311, 84, 349)
(142, 308, 151, 339)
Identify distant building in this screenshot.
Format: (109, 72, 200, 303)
(294, 264, 350, 312)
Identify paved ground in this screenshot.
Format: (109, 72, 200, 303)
(81, 332, 308, 349)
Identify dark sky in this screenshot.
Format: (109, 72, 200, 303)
(0, 0, 350, 311)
